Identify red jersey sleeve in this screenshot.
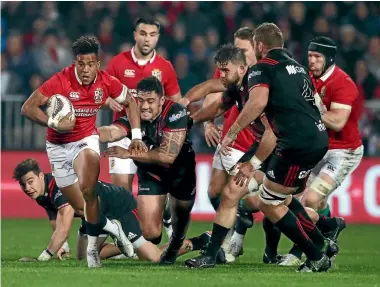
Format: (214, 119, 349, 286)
(331, 77, 358, 107)
(164, 62, 180, 97)
(39, 74, 63, 98)
(109, 75, 128, 103)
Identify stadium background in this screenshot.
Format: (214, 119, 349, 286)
(1, 1, 380, 223)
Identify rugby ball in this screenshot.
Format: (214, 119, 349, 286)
(46, 94, 75, 121)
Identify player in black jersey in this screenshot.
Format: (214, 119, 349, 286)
(99, 76, 196, 265)
(13, 159, 210, 263)
(186, 24, 333, 272)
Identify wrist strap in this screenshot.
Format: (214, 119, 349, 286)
(249, 156, 262, 169)
(37, 249, 53, 261)
(131, 128, 142, 140)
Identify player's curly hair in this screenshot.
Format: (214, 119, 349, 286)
(137, 76, 164, 97)
(72, 36, 100, 58)
(214, 43, 247, 67)
(13, 159, 42, 183)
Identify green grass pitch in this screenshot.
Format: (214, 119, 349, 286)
(2, 219, 380, 287)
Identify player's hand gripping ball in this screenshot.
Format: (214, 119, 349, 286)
(46, 94, 76, 132)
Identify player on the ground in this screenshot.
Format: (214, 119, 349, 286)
(106, 17, 181, 240)
(280, 36, 359, 266)
(14, 159, 211, 263)
(99, 76, 196, 265)
(179, 27, 257, 260)
(186, 23, 333, 272)
(20, 36, 145, 268)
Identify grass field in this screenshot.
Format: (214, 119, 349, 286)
(2, 219, 380, 287)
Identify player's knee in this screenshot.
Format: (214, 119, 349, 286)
(305, 207, 319, 223)
(222, 185, 242, 206)
(145, 233, 162, 245)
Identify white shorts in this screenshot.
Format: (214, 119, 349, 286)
(46, 135, 100, 188)
(212, 144, 245, 175)
(307, 145, 364, 189)
(108, 137, 137, 175)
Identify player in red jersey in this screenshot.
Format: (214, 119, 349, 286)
(279, 36, 358, 266)
(105, 17, 181, 242)
(21, 36, 145, 268)
(179, 28, 257, 260)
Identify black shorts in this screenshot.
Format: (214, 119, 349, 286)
(137, 169, 196, 201)
(264, 146, 327, 188)
(119, 208, 143, 244)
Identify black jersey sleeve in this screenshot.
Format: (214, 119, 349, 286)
(50, 187, 70, 210)
(248, 63, 272, 91)
(113, 116, 132, 136)
(221, 85, 238, 110)
(45, 208, 58, 220)
(163, 103, 188, 132)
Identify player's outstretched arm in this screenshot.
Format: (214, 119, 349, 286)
(21, 90, 50, 126)
(191, 97, 226, 124)
(38, 204, 75, 261)
(180, 79, 225, 107)
(98, 124, 128, 143)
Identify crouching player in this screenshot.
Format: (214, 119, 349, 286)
(14, 159, 210, 263)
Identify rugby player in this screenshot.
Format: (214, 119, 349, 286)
(21, 36, 145, 267)
(14, 159, 210, 263)
(105, 17, 181, 241)
(99, 76, 196, 265)
(186, 23, 334, 272)
(280, 37, 357, 266)
(179, 27, 257, 259)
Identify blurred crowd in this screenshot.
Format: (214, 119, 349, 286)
(1, 1, 380, 155)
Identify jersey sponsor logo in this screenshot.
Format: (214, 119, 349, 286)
(127, 232, 137, 240)
(94, 88, 104, 104)
(74, 107, 99, 117)
(124, 69, 135, 77)
(285, 65, 306, 75)
(298, 170, 311, 179)
(69, 91, 80, 100)
(248, 70, 262, 80)
(168, 109, 186, 122)
(152, 69, 162, 81)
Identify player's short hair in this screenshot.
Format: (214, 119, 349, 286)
(137, 76, 164, 97)
(234, 27, 254, 41)
(214, 43, 247, 67)
(13, 159, 42, 183)
(135, 17, 161, 32)
(254, 23, 284, 49)
(72, 36, 100, 58)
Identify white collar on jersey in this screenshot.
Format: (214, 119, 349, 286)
(131, 46, 156, 65)
(320, 65, 336, 82)
(75, 66, 97, 85)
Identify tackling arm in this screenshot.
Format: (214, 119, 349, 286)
(98, 124, 128, 143)
(130, 130, 187, 165)
(180, 79, 226, 107)
(322, 108, 351, 132)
